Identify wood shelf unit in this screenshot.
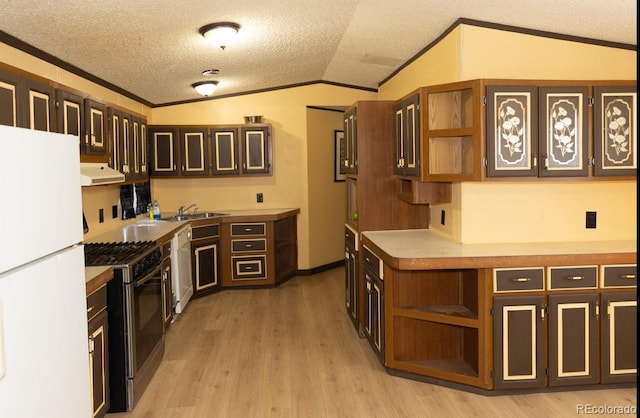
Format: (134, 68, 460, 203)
(385, 266, 493, 389)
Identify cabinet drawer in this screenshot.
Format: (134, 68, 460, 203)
(362, 245, 383, 279)
(161, 240, 171, 259)
(231, 223, 265, 236)
(232, 255, 267, 280)
(192, 223, 220, 240)
(493, 267, 544, 292)
(345, 224, 358, 249)
(600, 264, 637, 288)
(547, 266, 598, 290)
(86, 284, 107, 322)
(232, 238, 267, 253)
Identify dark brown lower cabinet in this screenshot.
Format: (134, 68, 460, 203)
(493, 295, 546, 390)
(192, 223, 220, 297)
(600, 292, 637, 383)
(364, 269, 384, 364)
(548, 293, 598, 386)
(344, 224, 358, 332)
(87, 285, 110, 418)
(161, 240, 173, 330)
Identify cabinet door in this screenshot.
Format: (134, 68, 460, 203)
(593, 86, 637, 177)
(56, 89, 83, 152)
(88, 310, 109, 418)
(241, 125, 270, 174)
(107, 108, 123, 172)
(180, 127, 210, 176)
(403, 94, 420, 176)
(132, 118, 141, 178)
(394, 102, 404, 175)
(139, 119, 148, 177)
(364, 272, 384, 363)
(84, 99, 107, 156)
(486, 86, 538, 177)
(161, 257, 173, 328)
(149, 127, 179, 176)
(538, 87, 589, 177)
(211, 127, 240, 175)
(600, 292, 637, 383)
(24, 79, 54, 132)
(121, 113, 133, 175)
(493, 295, 545, 389)
(192, 239, 219, 294)
(547, 293, 598, 386)
(345, 240, 358, 331)
(343, 108, 357, 174)
(0, 69, 25, 127)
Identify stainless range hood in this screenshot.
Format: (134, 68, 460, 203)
(80, 162, 125, 186)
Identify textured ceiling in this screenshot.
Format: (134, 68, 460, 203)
(0, 0, 636, 106)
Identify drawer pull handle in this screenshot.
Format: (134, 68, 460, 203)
(513, 277, 531, 282)
(244, 228, 253, 232)
(245, 244, 253, 248)
(87, 306, 94, 314)
(365, 257, 370, 262)
(620, 274, 636, 279)
(567, 276, 584, 281)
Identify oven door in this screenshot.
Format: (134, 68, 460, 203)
(125, 263, 164, 378)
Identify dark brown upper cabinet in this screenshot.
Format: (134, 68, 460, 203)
(56, 89, 84, 153)
(84, 99, 107, 156)
(394, 92, 421, 177)
(211, 126, 240, 175)
(538, 86, 589, 177)
(25, 79, 54, 132)
(487, 84, 590, 178)
(593, 85, 637, 177)
(149, 124, 272, 178)
(179, 127, 210, 176)
(241, 125, 271, 175)
(0, 68, 25, 128)
(486, 85, 540, 177)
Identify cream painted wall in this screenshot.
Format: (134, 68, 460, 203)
(306, 107, 346, 267)
(379, 24, 637, 244)
(150, 84, 375, 269)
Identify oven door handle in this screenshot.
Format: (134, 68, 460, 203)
(135, 264, 162, 287)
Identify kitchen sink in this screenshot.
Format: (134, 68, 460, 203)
(163, 212, 228, 222)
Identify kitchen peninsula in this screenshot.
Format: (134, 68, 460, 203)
(362, 229, 636, 393)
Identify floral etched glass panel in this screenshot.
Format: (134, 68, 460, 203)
(600, 93, 636, 170)
(543, 92, 584, 172)
(493, 92, 532, 171)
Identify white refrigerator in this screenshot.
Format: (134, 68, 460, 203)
(0, 125, 92, 417)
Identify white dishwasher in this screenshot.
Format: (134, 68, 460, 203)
(171, 224, 193, 314)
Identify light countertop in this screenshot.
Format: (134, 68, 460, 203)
(362, 229, 636, 270)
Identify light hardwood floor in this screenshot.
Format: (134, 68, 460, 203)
(107, 267, 636, 418)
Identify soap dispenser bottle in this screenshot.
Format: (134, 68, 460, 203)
(153, 200, 161, 219)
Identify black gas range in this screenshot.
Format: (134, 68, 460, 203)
(84, 240, 165, 412)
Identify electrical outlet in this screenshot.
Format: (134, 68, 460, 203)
(112, 205, 118, 219)
(99, 208, 104, 223)
(440, 210, 446, 225)
(586, 211, 597, 229)
(257, 192, 263, 203)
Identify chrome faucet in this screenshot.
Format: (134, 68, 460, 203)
(177, 203, 197, 215)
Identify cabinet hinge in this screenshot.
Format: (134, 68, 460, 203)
(482, 157, 488, 167)
(55, 100, 60, 108)
(489, 307, 493, 316)
(490, 369, 494, 378)
(482, 96, 487, 106)
(587, 96, 595, 107)
(545, 367, 549, 376)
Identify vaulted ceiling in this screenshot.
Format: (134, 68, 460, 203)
(1, 0, 636, 106)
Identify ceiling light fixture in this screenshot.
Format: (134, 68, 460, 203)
(199, 22, 240, 50)
(202, 69, 219, 76)
(192, 81, 219, 97)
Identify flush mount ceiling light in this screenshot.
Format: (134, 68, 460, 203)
(201, 69, 219, 76)
(199, 22, 240, 50)
(192, 80, 219, 97)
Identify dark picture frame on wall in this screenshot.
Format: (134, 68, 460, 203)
(334, 130, 345, 182)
